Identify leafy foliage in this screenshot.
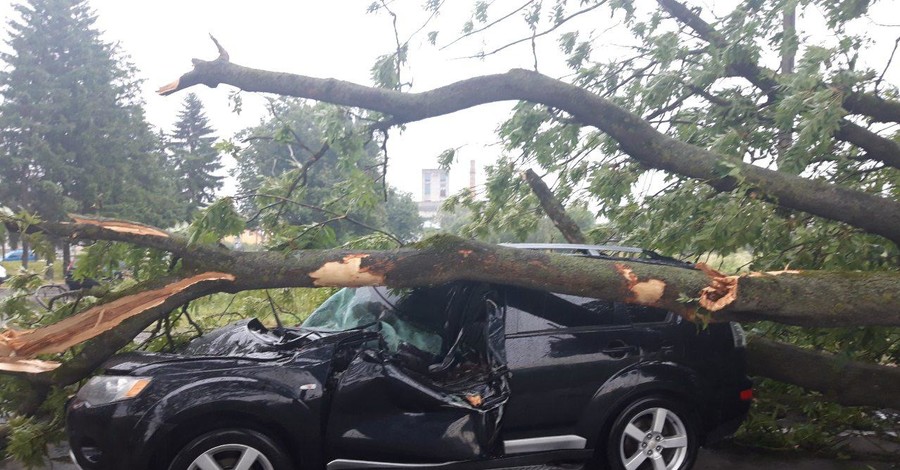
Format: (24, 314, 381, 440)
(234, 99, 422, 246)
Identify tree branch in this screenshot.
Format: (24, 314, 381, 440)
(157, 44, 900, 245)
(40, 274, 234, 386)
(834, 121, 900, 169)
(521, 169, 587, 244)
(0, 272, 235, 376)
(656, 0, 900, 124)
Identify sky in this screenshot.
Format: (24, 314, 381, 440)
(0, 0, 897, 202)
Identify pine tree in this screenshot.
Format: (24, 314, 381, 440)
(168, 93, 223, 219)
(0, 0, 181, 231)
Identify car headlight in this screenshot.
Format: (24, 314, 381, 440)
(77, 376, 151, 406)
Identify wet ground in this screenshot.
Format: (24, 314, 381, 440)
(2, 444, 897, 470)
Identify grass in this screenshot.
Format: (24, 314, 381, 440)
(1, 260, 65, 282)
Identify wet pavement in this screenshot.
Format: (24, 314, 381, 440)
(2, 445, 896, 470)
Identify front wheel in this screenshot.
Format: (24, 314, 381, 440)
(168, 428, 292, 470)
(606, 397, 698, 470)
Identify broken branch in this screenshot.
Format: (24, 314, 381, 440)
(0, 272, 235, 363)
(157, 40, 900, 244)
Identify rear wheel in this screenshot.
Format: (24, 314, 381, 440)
(605, 397, 698, 470)
(168, 428, 292, 470)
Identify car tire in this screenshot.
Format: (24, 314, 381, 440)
(168, 428, 292, 470)
(604, 396, 698, 470)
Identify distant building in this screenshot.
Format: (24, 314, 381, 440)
(421, 168, 449, 201)
(418, 168, 450, 228)
(417, 162, 479, 229)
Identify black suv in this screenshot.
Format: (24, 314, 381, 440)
(66, 244, 752, 470)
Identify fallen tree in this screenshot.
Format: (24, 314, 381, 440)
(0, 213, 897, 410)
(2, 9, 899, 415)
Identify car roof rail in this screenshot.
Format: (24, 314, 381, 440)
(500, 243, 694, 268)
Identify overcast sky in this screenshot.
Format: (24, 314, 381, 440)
(0, 0, 897, 201)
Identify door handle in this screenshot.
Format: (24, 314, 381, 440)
(602, 340, 638, 359)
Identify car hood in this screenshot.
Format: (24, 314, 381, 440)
(103, 318, 348, 375)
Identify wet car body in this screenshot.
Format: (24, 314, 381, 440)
(68, 322, 359, 470)
(67, 247, 752, 470)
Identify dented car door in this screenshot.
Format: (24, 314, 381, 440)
(318, 283, 510, 464)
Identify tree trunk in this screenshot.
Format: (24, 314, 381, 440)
(747, 337, 900, 409)
(62, 242, 70, 277)
(21, 236, 28, 270)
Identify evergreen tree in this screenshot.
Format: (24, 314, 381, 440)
(0, 0, 181, 231)
(167, 93, 222, 219)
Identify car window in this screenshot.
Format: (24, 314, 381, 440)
(301, 287, 444, 354)
(504, 287, 629, 333)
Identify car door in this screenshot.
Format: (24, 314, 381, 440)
(502, 286, 644, 439)
(324, 283, 510, 464)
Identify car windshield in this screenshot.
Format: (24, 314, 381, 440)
(301, 287, 443, 355)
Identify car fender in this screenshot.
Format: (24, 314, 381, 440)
(133, 375, 321, 470)
(576, 361, 708, 448)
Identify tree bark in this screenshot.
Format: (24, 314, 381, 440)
(158, 52, 900, 245)
(747, 336, 900, 409)
(62, 241, 70, 276)
(834, 122, 900, 169)
(521, 169, 587, 244)
(842, 91, 900, 124)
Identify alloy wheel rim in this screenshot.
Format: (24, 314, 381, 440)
(188, 443, 274, 470)
(619, 407, 688, 470)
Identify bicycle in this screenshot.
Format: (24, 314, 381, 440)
(33, 283, 81, 310)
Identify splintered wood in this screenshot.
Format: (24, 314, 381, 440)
(614, 263, 666, 305)
(68, 215, 171, 238)
(697, 263, 803, 311)
(0, 359, 61, 373)
(0, 272, 234, 374)
(696, 263, 739, 311)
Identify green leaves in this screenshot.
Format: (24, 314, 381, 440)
(268, 223, 338, 250)
(474, 1, 489, 23)
(5, 415, 64, 469)
(188, 197, 246, 246)
(437, 148, 457, 170)
(235, 100, 421, 245)
(371, 53, 400, 90)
